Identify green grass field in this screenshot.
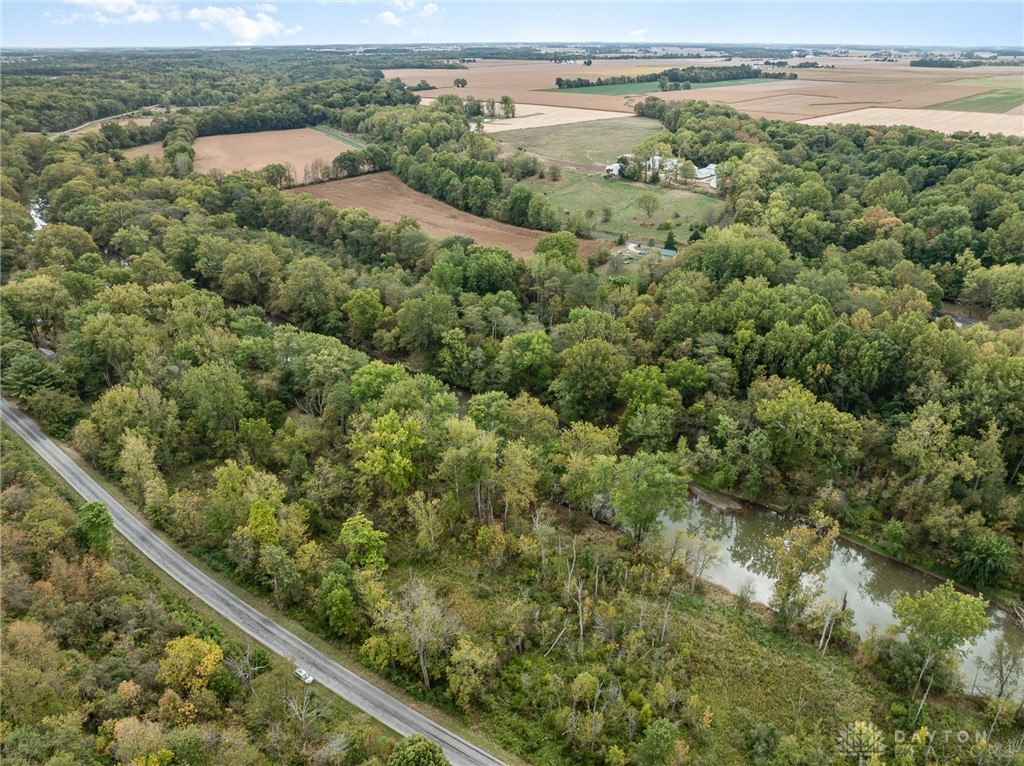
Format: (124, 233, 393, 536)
(542, 77, 769, 96)
(521, 170, 727, 245)
(498, 116, 663, 165)
(928, 88, 1024, 113)
(946, 76, 1024, 87)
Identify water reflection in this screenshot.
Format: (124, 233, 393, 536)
(30, 199, 47, 230)
(668, 497, 1024, 693)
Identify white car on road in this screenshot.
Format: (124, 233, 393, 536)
(293, 668, 314, 685)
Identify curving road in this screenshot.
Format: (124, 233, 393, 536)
(1, 399, 503, 766)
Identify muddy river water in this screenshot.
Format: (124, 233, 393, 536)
(669, 496, 1023, 694)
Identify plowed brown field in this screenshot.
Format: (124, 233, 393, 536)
(293, 173, 604, 260)
(126, 128, 352, 175)
(192, 128, 350, 175)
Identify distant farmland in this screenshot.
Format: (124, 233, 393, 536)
(387, 56, 1024, 132)
(294, 173, 605, 260)
(800, 107, 1024, 136)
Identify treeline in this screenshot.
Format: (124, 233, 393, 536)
(909, 58, 984, 68)
(0, 433, 404, 766)
(554, 64, 790, 89)
(0, 48, 388, 134)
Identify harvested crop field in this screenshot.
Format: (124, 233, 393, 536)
(419, 97, 626, 132)
(125, 127, 353, 176)
(191, 128, 351, 174)
(293, 173, 604, 260)
(391, 58, 1024, 130)
(800, 107, 1024, 136)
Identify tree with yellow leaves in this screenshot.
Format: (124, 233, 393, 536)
(157, 636, 223, 696)
(766, 510, 839, 627)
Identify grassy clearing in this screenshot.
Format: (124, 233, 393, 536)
(947, 77, 1024, 88)
(383, 528, 992, 766)
(542, 78, 769, 96)
(498, 116, 663, 165)
(521, 169, 727, 245)
(928, 88, 1024, 113)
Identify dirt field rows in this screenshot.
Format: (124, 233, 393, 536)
(419, 97, 627, 132)
(293, 173, 604, 260)
(126, 127, 353, 175)
(800, 107, 1024, 136)
(191, 128, 351, 174)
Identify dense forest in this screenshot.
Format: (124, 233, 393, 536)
(2, 49, 1024, 766)
(0, 49, 440, 134)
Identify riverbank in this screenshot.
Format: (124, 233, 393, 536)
(690, 479, 1022, 622)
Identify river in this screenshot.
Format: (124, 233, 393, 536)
(669, 497, 1024, 695)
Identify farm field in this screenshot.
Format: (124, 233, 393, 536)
(545, 77, 769, 96)
(393, 57, 1024, 132)
(419, 96, 626, 132)
(126, 127, 353, 176)
(928, 88, 1024, 113)
(294, 172, 605, 259)
(124, 141, 164, 161)
(497, 116, 663, 165)
(191, 128, 351, 174)
(520, 170, 728, 245)
(800, 107, 1024, 136)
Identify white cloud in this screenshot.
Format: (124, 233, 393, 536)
(186, 5, 301, 43)
(63, 0, 161, 24)
(417, 3, 440, 18)
(389, 0, 416, 10)
(376, 10, 402, 26)
(626, 28, 648, 42)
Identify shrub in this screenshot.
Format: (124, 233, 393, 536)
(954, 530, 1016, 589)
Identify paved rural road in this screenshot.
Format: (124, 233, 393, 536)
(1, 398, 504, 766)
(48, 105, 161, 137)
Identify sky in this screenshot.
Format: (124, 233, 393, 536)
(2, 1, 1022, 49)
